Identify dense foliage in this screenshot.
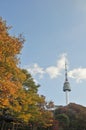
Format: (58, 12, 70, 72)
(54, 103, 86, 130)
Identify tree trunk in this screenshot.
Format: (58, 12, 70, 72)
(1, 120, 5, 130)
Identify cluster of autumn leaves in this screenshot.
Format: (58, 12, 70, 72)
(0, 18, 54, 128)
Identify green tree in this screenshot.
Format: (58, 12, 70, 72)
(55, 113, 70, 130)
(21, 70, 53, 128)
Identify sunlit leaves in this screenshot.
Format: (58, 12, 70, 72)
(0, 18, 24, 109)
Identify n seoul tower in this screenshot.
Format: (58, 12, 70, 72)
(63, 62, 71, 105)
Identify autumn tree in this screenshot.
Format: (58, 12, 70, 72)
(0, 17, 26, 130)
(0, 18, 54, 130)
(0, 17, 26, 110)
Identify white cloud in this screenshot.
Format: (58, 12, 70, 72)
(25, 53, 67, 79)
(46, 53, 67, 78)
(26, 63, 45, 79)
(46, 66, 60, 79)
(68, 68, 86, 82)
(24, 53, 86, 83)
(57, 53, 67, 70)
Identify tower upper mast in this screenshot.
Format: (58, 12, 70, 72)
(65, 62, 68, 81)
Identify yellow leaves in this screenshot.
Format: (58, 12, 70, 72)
(0, 34, 23, 57)
(12, 103, 22, 112)
(0, 19, 23, 66)
(0, 18, 25, 108)
(2, 98, 9, 106)
(0, 79, 18, 95)
(18, 113, 31, 122)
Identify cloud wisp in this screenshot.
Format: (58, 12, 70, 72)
(25, 53, 67, 79)
(68, 68, 86, 83)
(26, 63, 45, 79)
(46, 53, 67, 78)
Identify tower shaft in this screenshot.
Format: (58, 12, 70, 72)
(65, 91, 69, 105)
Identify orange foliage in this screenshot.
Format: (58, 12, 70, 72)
(0, 18, 25, 108)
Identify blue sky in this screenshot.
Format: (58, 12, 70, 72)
(0, 0, 86, 106)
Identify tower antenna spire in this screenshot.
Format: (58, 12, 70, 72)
(65, 61, 68, 81)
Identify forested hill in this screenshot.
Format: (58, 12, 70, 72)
(54, 103, 86, 130)
(65, 103, 86, 114)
